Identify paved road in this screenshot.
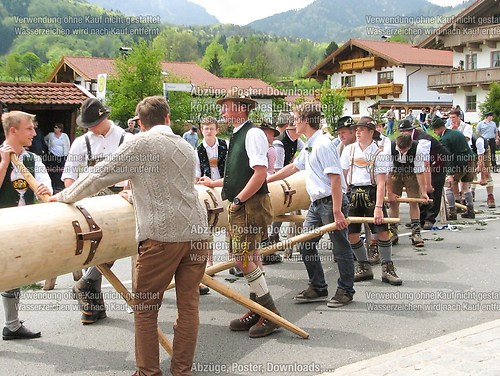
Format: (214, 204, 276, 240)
(1, 176, 500, 375)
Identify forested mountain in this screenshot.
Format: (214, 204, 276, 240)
(249, 0, 473, 42)
(85, 0, 219, 25)
(0, 0, 326, 83)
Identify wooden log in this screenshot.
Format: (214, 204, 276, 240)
(0, 195, 137, 292)
(0, 171, 310, 292)
(273, 214, 306, 222)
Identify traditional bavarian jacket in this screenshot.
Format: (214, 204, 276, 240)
(196, 138, 227, 179)
(390, 140, 425, 175)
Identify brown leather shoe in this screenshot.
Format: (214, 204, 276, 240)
(248, 316, 280, 338)
(229, 311, 260, 331)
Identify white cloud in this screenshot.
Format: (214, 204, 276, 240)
(188, 0, 465, 25)
(188, 0, 315, 25)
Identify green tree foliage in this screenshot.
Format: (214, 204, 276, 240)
(324, 41, 339, 57)
(107, 41, 163, 125)
(21, 51, 41, 81)
(4, 52, 23, 81)
(319, 79, 346, 134)
(207, 52, 223, 77)
(153, 27, 200, 61)
(479, 82, 500, 122)
(201, 38, 225, 72)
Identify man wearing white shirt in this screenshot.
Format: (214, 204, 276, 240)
(199, 89, 280, 338)
(268, 102, 355, 308)
(62, 98, 133, 325)
(387, 133, 429, 248)
(340, 116, 402, 286)
(195, 117, 227, 181)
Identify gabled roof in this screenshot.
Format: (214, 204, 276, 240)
(305, 39, 452, 79)
(49, 56, 282, 98)
(0, 81, 89, 106)
(418, 0, 492, 49)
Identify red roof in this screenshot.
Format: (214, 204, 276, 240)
(0, 81, 89, 106)
(305, 38, 452, 79)
(50, 56, 282, 98)
(349, 39, 453, 67)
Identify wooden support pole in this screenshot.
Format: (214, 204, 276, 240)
(97, 264, 174, 356)
(200, 275, 309, 339)
(384, 197, 433, 204)
(10, 154, 50, 203)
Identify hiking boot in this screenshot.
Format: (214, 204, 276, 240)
(293, 286, 328, 303)
(423, 221, 434, 230)
(367, 242, 380, 265)
(327, 287, 353, 308)
(448, 207, 457, 221)
(461, 205, 475, 219)
(81, 311, 100, 325)
(381, 261, 402, 286)
(248, 316, 280, 338)
(230, 311, 260, 331)
(72, 279, 95, 315)
(411, 227, 425, 247)
(354, 261, 374, 282)
(390, 225, 399, 245)
(249, 293, 280, 338)
(487, 194, 496, 208)
(93, 291, 107, 319)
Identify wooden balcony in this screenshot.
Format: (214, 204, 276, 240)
(339, 57, 382, 72)
(428, 67, 500, 93)
(337, 83, 404, 99)
(443, 24, 500, 49)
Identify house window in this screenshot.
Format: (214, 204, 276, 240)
(341, 75, 355, 87)
(378, 71, 394, 84)
(465, 95, 477, 112)
(352, 102, 360, 115)
(465, 54, 477, 70)
(492, 51, 500, 67)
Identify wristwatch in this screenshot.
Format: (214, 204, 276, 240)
(233, 197, 244, 205)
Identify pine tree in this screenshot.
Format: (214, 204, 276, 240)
(208, 52, 223, 77)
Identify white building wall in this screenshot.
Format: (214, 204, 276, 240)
(332, 65, 452, 117)
(453, 88, 488, 124)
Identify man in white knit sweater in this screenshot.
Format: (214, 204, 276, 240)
(53, 96, 209, 376)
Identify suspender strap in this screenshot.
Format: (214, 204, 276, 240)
(85, 135, 92, 164)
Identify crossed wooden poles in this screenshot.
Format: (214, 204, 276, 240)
(97, 216, 399, 356)
(11, 154, 404, 355)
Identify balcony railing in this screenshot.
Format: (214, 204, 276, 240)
(337, 83, 404, 99)
(339, 57, 382, 72)
(428, 67, 500, 91)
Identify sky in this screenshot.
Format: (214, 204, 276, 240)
(188, 0, 466, 25)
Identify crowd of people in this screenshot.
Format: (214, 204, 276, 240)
(1, 93, 498, 375)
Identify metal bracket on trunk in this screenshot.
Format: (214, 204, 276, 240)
(281, 179, 296, 208)
(72, 205, 103, 265)
(204, 189, 224, 227)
